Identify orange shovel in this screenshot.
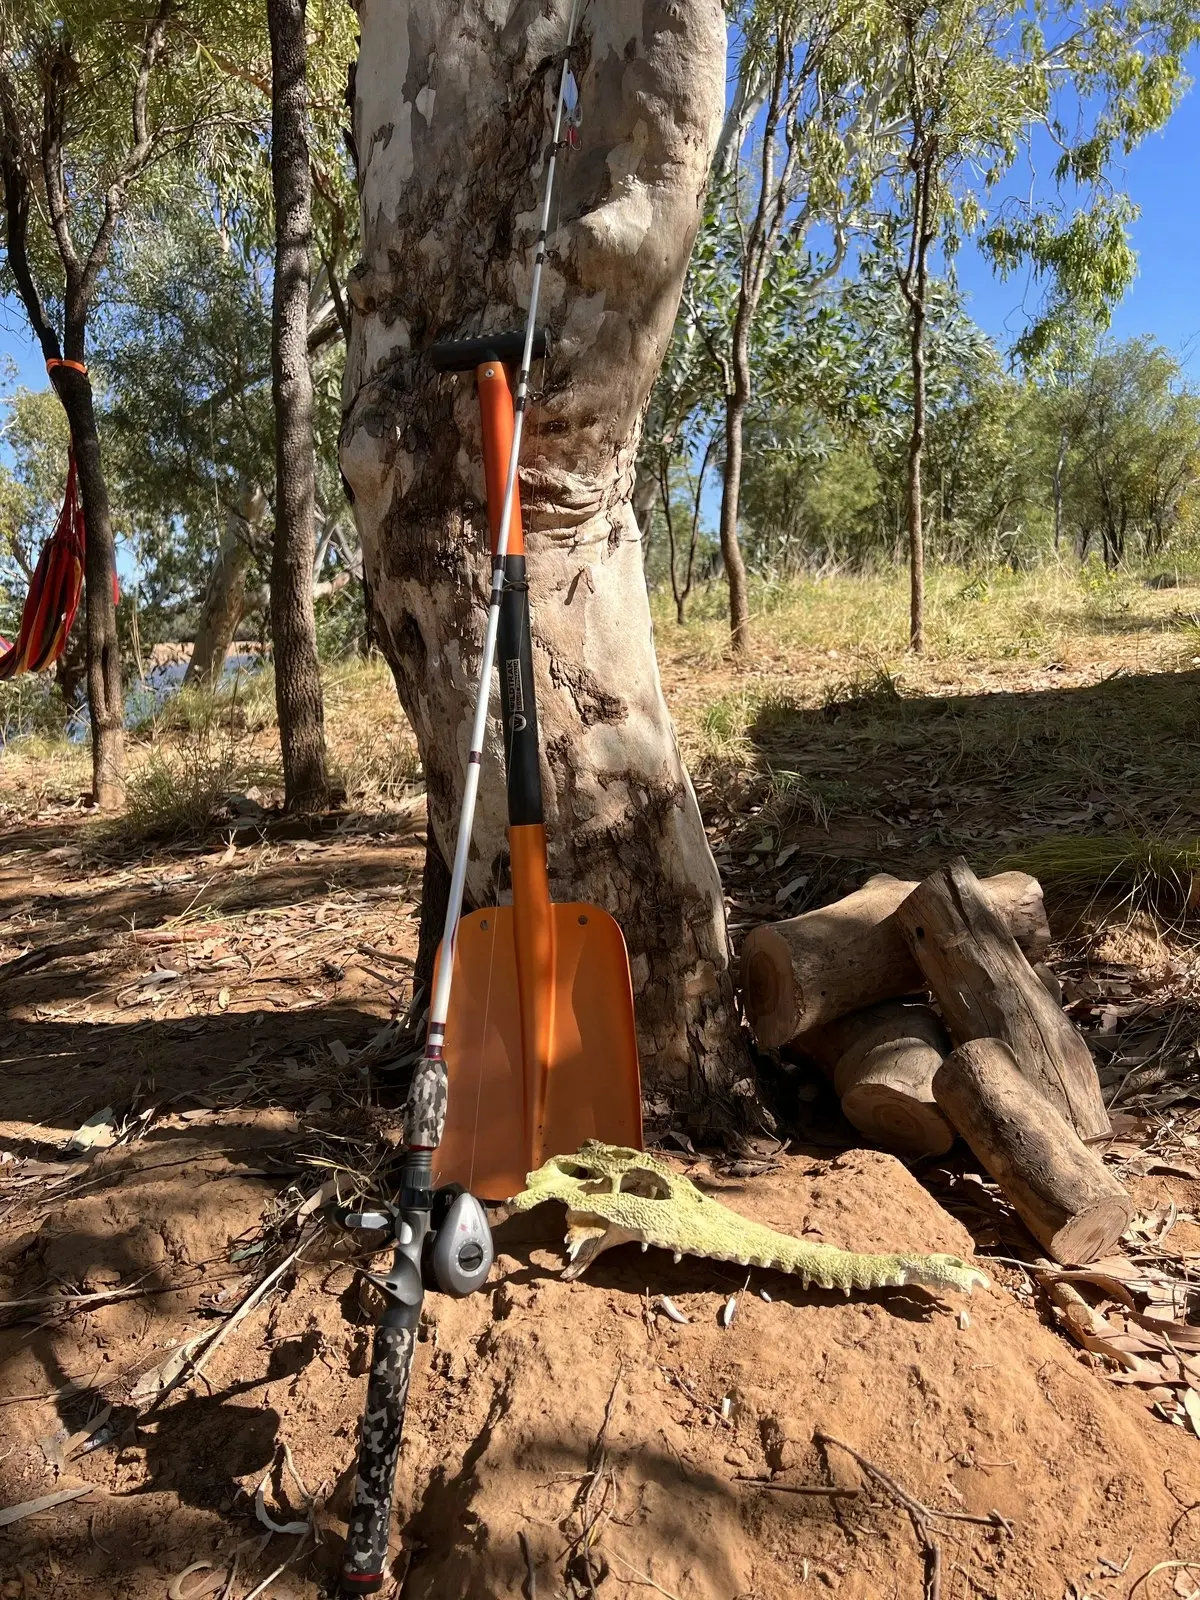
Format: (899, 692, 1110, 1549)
(426, 335, 643, 1200)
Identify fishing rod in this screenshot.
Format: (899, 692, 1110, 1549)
(338, 6, 584, 1590)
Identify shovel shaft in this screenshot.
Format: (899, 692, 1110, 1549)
(478, 362, 556, 1160)
(479, 364, 544, 828)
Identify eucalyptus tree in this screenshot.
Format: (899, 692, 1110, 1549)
(267, 0, 329, 810)
(1064, 338, 1200, 565)
(0, 0, 356, 803)
(639, 312, 722, 623)
(734, 262, 1000, 571)
(879, 0, 1199, 650)
(342, 0, 754, 1097)
(0, 1, 268, 803)
(96, 199, 355, 681)
(682, 0, 893, 655)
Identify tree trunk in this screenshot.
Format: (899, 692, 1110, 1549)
(341, 0, 748, 1104)
(185, 483, 268, 688)
(268, 0, 330, 811)
(719, 356, 752, 655)
(632, 462, 658, 555)
(54, 366, 124, 808)
(906, 277, 927, 654)
(1052, 427, 1066, 551)
(902, 154, 934, 656)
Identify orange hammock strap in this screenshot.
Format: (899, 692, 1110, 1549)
(0, 448, 86, 681)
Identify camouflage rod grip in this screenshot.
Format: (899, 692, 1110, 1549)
(340, 1308, 418, 1593)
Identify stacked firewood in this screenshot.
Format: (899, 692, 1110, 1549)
(741, 856, 1132, 1266)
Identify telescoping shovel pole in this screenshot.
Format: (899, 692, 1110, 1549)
(339, 4, 600, 1589)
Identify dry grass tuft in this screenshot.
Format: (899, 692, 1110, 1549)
(998, 833, 1200, 914)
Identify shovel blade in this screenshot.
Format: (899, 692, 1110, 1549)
(432, 902, 642, 1200)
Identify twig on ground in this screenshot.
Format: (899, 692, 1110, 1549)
(564, 1368, 623, 1599)
(0, 1375, 100, 1407)
(735, 1477, 861, 1498)
(816, 1433, 1013, 1600)
(815, 1434, 1013, 1535)
(241, 1533, 310, 1600)
(356, 943, 414, 968)
(150, 1232, 314, 1407)
(0, 1278, 189, 1326)
(0, 1483, 95, 1527)
(189, 1235, 311, 1384)
(605, 1549, 686, 1600)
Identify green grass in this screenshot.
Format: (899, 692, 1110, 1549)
(120, 738, 246, 839)
(656, 565, 1200, 917)
(116, 654, 420, 825)
(997, 832, 1200, 912)
(651, 560, 1196, 670)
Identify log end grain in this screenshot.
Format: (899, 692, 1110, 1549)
(840, 1075, 956, 1159)
(741, 925, 799, 1049)
(1048, 1202, 1136, 1267)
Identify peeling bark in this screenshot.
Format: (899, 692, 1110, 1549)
(342, 0, 749, 1104)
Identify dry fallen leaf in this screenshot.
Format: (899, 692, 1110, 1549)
(1184, 1389, 1200, 1440)
(217, 988, 230, 1010)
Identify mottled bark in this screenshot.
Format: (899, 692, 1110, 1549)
(268, 0, 330, 810)
(185, 483, 268, 688)
(342, 0, 750, 1103)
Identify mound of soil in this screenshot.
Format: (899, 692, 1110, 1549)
(3, 1136, 1198, 1599)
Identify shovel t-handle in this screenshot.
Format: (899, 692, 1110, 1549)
(429, 328, 548, 374)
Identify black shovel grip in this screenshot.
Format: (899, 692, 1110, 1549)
(429, 328, 548, 373)
(497, 555, 544, 827)
(340, 1310, 417, 1594)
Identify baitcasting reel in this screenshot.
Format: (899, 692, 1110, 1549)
(336, 1186, 494, 1299)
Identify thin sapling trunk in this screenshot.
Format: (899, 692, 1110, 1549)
(899, 144, 936, 656)
(268, 0, 330, 810)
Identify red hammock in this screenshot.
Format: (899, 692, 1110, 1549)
(0, 449, 87, 680)
(1, 358, 122, 682)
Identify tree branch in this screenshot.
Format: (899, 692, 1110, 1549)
(79, 0, 174, 304)
(39, 39, 81, 286)
(0, 68, 62, 364)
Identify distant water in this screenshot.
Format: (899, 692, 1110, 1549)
(1, 651, 265, 747)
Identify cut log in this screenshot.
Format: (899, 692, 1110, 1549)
(741, 870, 1050, 1047)
(799, 1000, 954, 1159)
(894, 857, 1109, 1140)
(933, 1039, 1132, 1264)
